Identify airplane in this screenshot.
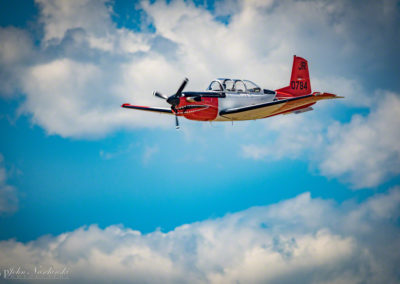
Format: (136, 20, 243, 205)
(121, 55, 343, 128)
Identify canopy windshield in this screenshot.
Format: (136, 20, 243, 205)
(207, 79, 262, 93)
(243, 80, 261, 93)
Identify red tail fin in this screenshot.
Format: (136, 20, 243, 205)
(276, 55, 312, 98)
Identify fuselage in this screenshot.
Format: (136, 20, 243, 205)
(173, 77, 283, 121)
(175, 89, 277, 121)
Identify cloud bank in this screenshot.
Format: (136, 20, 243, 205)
(242, 92, 400, 189)
(1, 0, 398, 187)
(320, 92, 400, 188)
(0, 0, 399, 137)
(0, 188, 399, 283)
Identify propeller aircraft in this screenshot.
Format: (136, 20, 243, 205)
(122, 56, 343, 128)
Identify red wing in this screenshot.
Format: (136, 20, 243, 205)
(121, 104, 173, 114)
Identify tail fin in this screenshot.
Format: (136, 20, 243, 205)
(276, 55, 312, 98)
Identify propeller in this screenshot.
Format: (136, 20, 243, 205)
(153, 91, 168, 100)
(153, 78, 188, 129)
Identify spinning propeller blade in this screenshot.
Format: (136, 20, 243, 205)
(175, 115, 180, 129)
(176, 78, 188, 97)
(153, 78, 189, 129)
(153, 91, 168, 100)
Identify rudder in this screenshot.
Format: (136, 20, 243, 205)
(276, 55, 312, 97)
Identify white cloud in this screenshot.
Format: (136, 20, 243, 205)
(0, 188, 399, 283)
(312, 76, 371, 108)
(320, 92, 400, 188)
(242, 91, 400, 188)
(1, 0, 400, 186)
(37, 0, 114, 43)
(242, 113, 325, 160)
(0, 0, 398, 137)
(18, 58, 168, 138)
(0, 154, 18, 214)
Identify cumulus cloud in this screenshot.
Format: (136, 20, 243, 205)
(0, 154, 18, 214)
(0, 0, 399, 137)
(242, 113, 325, 160)
(1, 0, 399, 184)
(242, 91, 400, 188)
(320, 92, 400, 188)
(36, 0, 114, 43)
(0, 188, 399, 283)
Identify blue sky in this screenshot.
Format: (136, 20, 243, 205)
(0, 0, 399, 283)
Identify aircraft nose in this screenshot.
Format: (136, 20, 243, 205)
(167, 96, 180, 106)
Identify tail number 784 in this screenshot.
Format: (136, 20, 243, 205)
(291, 80, 308, 90)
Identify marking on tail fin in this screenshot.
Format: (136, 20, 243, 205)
(276, 55, 312, 98)
(290, 81, 308, 90)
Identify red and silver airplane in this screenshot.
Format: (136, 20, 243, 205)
(122, 56, 343, 128)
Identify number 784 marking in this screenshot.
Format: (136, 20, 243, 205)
(291, 80, 308, 90)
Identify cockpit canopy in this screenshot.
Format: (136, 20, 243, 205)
(207, 78, 262, 93)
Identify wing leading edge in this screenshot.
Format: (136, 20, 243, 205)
(121, 104, 173, 114)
